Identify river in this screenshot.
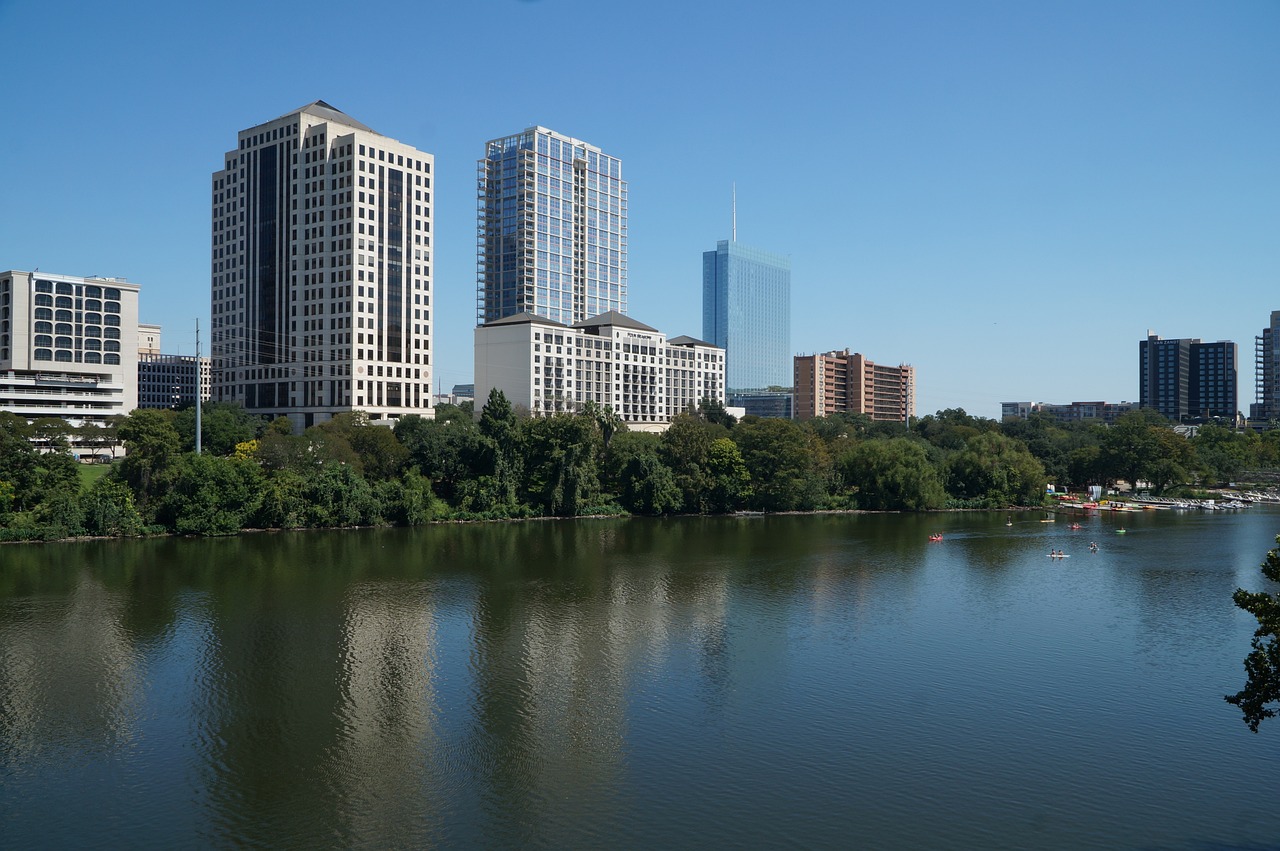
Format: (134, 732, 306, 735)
(2, 509, 1279, 849)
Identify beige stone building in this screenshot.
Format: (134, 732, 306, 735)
(0, 270, 140, 428)
(211, 101, 434, 430)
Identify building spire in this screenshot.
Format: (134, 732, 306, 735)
(732, 182, 737, 242)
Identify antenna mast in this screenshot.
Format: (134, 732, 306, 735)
(732, 183, 737, 242)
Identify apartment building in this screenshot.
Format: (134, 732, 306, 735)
(794, 349, 915, 422)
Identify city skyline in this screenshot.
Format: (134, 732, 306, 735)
(1, 0, 1275, 418)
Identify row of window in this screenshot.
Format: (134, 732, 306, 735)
(33, 350, 121, 364)
(34, 280, 122, 300)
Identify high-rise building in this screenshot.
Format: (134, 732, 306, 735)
(1253, 310, 1280, 422)
(0, 270, 140, 427)
(477, 127, 627, 326)
(793, 349, 915, 423)
(1139, 332, 1237, 421)
(702, 240, 790, 391)
(211, 101, 435, 430)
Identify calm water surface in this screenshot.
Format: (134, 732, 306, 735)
(2, 510, 1280, 849)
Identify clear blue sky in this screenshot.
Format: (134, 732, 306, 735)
(2, 0, 1276, 418)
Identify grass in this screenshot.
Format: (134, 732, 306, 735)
(78, 461, 115, 490)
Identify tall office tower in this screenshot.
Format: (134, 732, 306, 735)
(1254, 310, 1280, 421)
(211, 101, 434, 430)
(1139, 332, 1237, 422)
(793, 349, 915, 422)
(477, 127, 627, 326)
(702, 240, 791, 391)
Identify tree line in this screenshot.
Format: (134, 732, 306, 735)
(2, 393, 1279, 541)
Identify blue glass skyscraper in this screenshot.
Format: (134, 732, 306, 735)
(702, 240, 791, 391)
(477, 127, 627, 326)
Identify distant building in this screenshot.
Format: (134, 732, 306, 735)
(477, 127, 626, 326)
(1001, 401, 1137, 425)
(702, 240, 790, 391)
(474, 310, 723, 426)
(138, 324, 162, 356)
(1139, 332, 1237, 421)
(1253, 310, 1280, 423)
(793, 349, 915, 423)
(727, 389, 793, 420)
(433, 384, 475, 408)
(138, 354, 211, 409)
(0, 270, 140, 427)
(211, 101, 435, 430)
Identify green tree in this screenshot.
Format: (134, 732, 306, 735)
(0, 412, 39, 512)
(1098, 411, 1167, 491)
(156, 454, 264, 536)
(521, 414, 601, 516)
(300, 463, 379, 527)
(915, 408, 998, 451)
(946, 432, 1047, 506)
(705, 437, 751, 513)
(617, 451, 681, 515)
(113, 408, 183, 513)
(478, 389, 523, 508)
(733, 417, 826, 511)
(660, 414, 717, 513)
(173, 402, 264, 456)
(697, 397, 737, 429)
(395, 414, 487, 507)
(79, 476, 144, 537)
(1192, 423, 1250, 485)
(1225, 535, 1280, 731)
(839, 437, 946, 510)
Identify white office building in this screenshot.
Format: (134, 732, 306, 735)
(0, 270, 140, 427)
(212, 101, 435, 430)
(475, 310, 724, 426)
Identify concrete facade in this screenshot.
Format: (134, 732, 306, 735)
(211, 101, 434, 430)
(475, 311, 724, 426)
(0, 270, 140, 427)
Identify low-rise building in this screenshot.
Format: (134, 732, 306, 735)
(727, 389, 794, 419)
(138, 353, 212, 409)
(1001, 400, 1137, 425)
(0, 270, 140, 427)
(474, 310, 724, 426)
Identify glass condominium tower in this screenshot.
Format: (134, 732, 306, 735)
(477, 127, 627, 326)
(702, 241, 791, 391)
(211, 101, 435, 429)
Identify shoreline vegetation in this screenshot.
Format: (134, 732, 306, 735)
(2, 391, 1278, 544)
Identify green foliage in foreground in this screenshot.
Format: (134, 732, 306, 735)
(3, 398, 1279, 542)
(1226, 535, 1280, 732)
